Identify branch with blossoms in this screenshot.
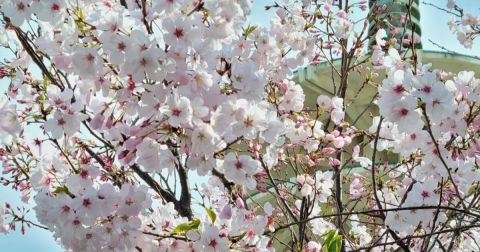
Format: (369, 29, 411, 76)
(423, 0, 480, 49)
(0, 0, 480, 252)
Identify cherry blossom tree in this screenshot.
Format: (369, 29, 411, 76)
(0, 0, 480, 251)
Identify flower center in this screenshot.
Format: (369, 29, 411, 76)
(174, 28, 184, 38)
(208, 239, 217, 248)
(80, 169, 89, 178)
(421, 191, 430, 198)
(410, 133, 417, 140)
(399, 108, 409, 116)
(86, 53, 95, 62)
(393, 85, 405, 94)
(51, 3, 60, 11)
(57, 118, 66, 126)
(62, 205, 70, 213)
(140, 57, 149, 67)
(82, 198, 92, 207)
(117, 42, 127, 51)
(235, 161, 243, 170)
(422, 85, 432, 93)
(17, 2, 26, 11)
(172, 108, 182, 117)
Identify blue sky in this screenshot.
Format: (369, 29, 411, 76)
(1, 1, 479, 251)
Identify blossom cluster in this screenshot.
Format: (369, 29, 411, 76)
(446, 0, 480, 48)
(368, 27, 480, 250)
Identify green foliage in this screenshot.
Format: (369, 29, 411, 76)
(204, 207, 216, 224)
(73, 8, 91, 34)
(171, 218, 200, 236)
(53, 185, 75, 198)
(321, 230, 343, 252)
(53, 186, 69, 194)
(242, 25, 256, 38)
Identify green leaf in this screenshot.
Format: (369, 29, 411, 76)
(42, 75, 49, 90)
(329, 237, 342, 252)
(321, 229, 335, 239)
(322, 230, 343, 252)
(31, 114, 43, 122)
(242, 25, 256, 38)
(204, 207, 216, 224)
(230, 232, 247, 242)
(468, 185, 477, 195)
(73, 7, 91, 34)
(53, 185, 70, 195)
(171, 218, 200, 235)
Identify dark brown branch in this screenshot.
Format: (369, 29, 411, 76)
(371, 116, 384, 215)
(177, 164, 193, 218)
(371, 116, 411, 252)
(10, 211, 49, 231)
(350, 223, 480, 252)
(140, 0, 153, 34)
(119, 0, 128, 8)
(421, 1, 461, 17)
(213, 137, 242, 158)
(212, 168, 235, 190)
(186, 1, 204, 16)
(130, 164, 177, 205)
(270, 205, 480, 234)
(421, 104, 467, 209)
(260, 158, 298, 222)
(12, 26, 64, 91)
(142, 231, 187, 240)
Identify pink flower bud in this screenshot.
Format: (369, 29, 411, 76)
(296, 174, 306, 184)
(219, 204, 232, 220)
(236, 197, 245, 209)
(90, 113, 105, 130)
(321, 147, 336, 155)
(325, 134, 335, 141)
(105, 114, 114, 129)
(337, 10, 348, 19)
(324, 4, 332, 13)
(124, 137, 142, 149)
(307, 158, 316, 167)
(306, 176, 315, 185)
(329, 158, 341, 166)
(0, 68, 8, 79)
